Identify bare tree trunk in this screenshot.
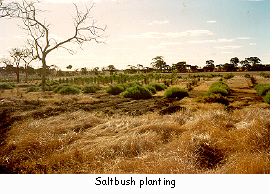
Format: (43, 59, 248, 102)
(25, 64, 28, 83)
(16, 62, 19, 83)
(41, 57, 47, 92)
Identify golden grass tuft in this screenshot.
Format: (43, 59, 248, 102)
(0, 106, 270, 174)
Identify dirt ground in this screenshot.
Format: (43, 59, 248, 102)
(0, 75, 269, 140)
(0, 73, 270, 174)
(0, 75, 269, 123)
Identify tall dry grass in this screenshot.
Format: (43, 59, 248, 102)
(0, 105, 269, 174)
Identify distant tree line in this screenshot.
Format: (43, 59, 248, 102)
(0, 55, 270, 82)
(140, 56, 269, 73)
(123, 56, 269, 74)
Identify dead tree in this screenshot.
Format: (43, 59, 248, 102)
(22, 48, 36, 82)
(9, 48, 25, 83)
(1, 0, 105, 91)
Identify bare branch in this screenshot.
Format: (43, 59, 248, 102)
(1, 0, 105, 90)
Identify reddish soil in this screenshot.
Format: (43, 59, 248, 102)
(226, 76, 266, 109)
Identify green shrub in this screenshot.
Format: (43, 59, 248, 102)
(122, 82, 141, 90)
(27, 86, 40, 92)
(54, 84, 80, 95)
(208, 81, 230, 96)
(150, 83, 167, 91)
(145, 85, 157, 94)
(107, 84, 125, 95)
(264, 91, 270, 104)
(164, 87, 188, 100)
(208, 86, 229, 96)
(255, 84, 270, 96)
(122, 85, 152, 99)
(58, 86, 80, 95)
(223, 73, 234, 79)
(0, 83, 15, 90)
(38, 81, 59, 91)
(83, 85, 100, 94)
(54, 84, 65, 93)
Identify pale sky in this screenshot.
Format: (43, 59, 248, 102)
(0, 0, 270, 70)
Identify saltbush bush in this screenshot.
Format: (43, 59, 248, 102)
(264, 91, 270, 104)
(107, 84, 125, 95)
(145, 85, 157, 94)
(255, 84, 270, 96)
(0, 83, 15, 90)
(122, 85, 152, 99)
(58, 86, 80, 95)
(149, 83, 167, 91)
(121, 82, 142, 90)
(164, 87, 188, 100)
(83, 85, 100, 94)
(54, 84, 80, 95)
(208, 81, 230, 96)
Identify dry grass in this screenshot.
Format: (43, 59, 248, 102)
(0, 105, 269, 174)
(0, 73, 270, 174)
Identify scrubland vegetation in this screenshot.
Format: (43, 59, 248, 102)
(0, 0, 270, 175)
(0, 72, 270, 174)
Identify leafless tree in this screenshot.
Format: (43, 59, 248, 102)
(9, 48, 26, 83)
(21, 48, 36, 82)
(1, 0, 105, 90)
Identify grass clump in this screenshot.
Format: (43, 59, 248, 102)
(83, 85, 100, 94)
(149, 83, 167, 91)
(121, 82, 142, 90)
(201, 81, 230, 105)
(255, 84, 270, 96)
(59, 86, 80, 95)
(0, 83, 15, 90)
(208, 81, 230, 96)
(264, 91, 270, 104)
(122, 85, 152, 99)
(145, 85, 157, 94)
(54, 84, 80, 95)
(107, 84, 125, 95)
(164, 87, 188, 100)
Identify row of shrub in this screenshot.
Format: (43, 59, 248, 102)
(107, 82, 168, 99)
(255, 84, 270, 104)
(0, 82, 15, 90)
(26, 83, 101, 95)
(245, 75, 270, 104)
(201, 81, 231, 105)
(164, 87, 188, 99)
(107, 82, 189, 100)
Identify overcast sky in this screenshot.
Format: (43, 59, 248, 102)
(0, 0, 270, 70)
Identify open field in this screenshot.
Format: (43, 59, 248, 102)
(0, 72, 270, 174)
